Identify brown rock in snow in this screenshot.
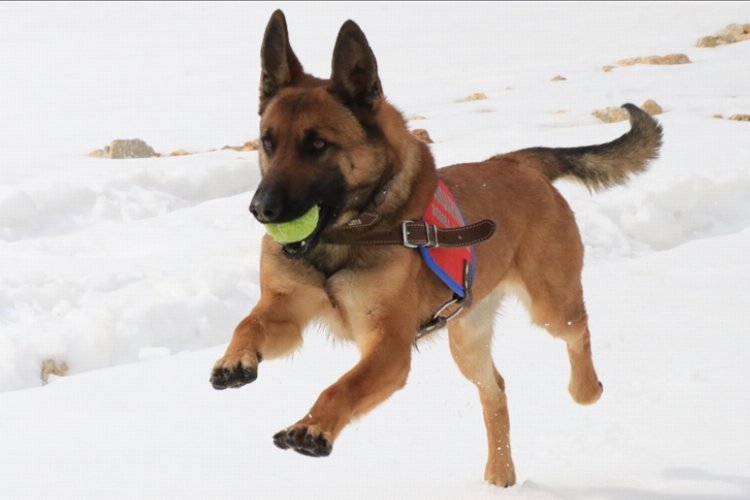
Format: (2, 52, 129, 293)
(696, 23, 750, 47)
(593, 100, 663, 123)
(108, 139, 157, 159)
(640, 99, 663, 115)
(41, 359, 69, 385)
(618, 53, 691, 66)
(592, 106, 630, 123)
(458, 92, 488, 102)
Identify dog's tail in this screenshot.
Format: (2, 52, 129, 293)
(500, 103, 663, 190)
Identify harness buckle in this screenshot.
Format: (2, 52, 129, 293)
(401, 220, 439, 248)
(416, 260, 473, 338)
(401, 220, 419, 248)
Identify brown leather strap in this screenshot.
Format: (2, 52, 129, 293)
(322, 218, 495, 248)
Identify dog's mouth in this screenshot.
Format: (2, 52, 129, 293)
(279, 205, 335, 259)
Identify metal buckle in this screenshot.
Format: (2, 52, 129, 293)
(401, 220, 439, 248)
(426, 223, 439, 248)
(401, 220, 419, 248)
(416, 260, 473, 338)
(418, 297, 464, 334)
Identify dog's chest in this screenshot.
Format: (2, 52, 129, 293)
(317, 255, 419, 344)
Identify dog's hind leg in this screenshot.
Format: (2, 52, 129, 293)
(537, 304, 603, 405)
(514, 194, 604, 405)
(520, 262, 603, 405)
(448, 292, 516, 487)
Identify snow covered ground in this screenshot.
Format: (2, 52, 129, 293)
(1, 2, 749, 498)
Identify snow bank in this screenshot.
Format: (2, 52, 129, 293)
(0, 151, 266, 391)
(566, 168, 750, 258)
(0, 154, 257, 241)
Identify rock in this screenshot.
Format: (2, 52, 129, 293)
(551, 75, 567, 81)
(696, 35, 722, 48)
(722, 23, 746, 37)
(407, 114, 427, 121)
(723, 32, 741, 43)
(88, 149, 106, 158)
(617, 57, 639, 66)
(656, 54, 680, 64)
(458, 92, 488, 102)
(592, 100, 663, 123)
(169, 149, 191, 157)
(696, 23, 750, 47)
(41, 359, 69, 385)
(108, 139, 156, 159)
(656, 53, 691, 64)
(602, 65, 616, 73)
(411, 128, 433, 143)
(219, 140, 260, 152)
(641, 99, 663, 115)
(618, 53, 691, 66)
(592, 106, 630, 123)
(728, 114, 750, 122)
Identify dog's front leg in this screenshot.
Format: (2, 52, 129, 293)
(209, 299, 300, 390)
(210, 251, 331, 390)
(272, 313, 414, 457)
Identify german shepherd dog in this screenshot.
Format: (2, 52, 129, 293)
(210, 10, 662, 487)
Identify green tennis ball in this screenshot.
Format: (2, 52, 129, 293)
(264, 205, 320, 243)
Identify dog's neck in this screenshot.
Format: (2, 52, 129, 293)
(327, 135, 437, 233)
(309, 131, 438, 277)
(352, 108, 439, 227)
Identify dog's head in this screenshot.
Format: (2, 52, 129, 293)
(249, 10, 410, 258)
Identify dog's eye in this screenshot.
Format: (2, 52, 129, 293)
(262, 137, 274, 152)
(311, 138, 327, 151)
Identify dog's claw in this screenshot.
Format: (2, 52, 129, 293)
(273, 426, 332, 457)
(210, 354, 259, 390)
(272, 430, 291, 450)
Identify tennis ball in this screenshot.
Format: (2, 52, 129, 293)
(264, 205, 320, 243)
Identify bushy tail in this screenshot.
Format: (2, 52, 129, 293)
(507, 103, 663, 190)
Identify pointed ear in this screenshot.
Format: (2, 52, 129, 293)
(329, 20, 382, 110)
(259, 10, 304, 112)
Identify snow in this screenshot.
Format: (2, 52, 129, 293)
(1, 2, 750, 498)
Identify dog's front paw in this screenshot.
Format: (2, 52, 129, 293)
(273, 424, 333, 457)
(210, 351, 261, 390)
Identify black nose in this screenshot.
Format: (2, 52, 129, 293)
(249, 190, 282, 223)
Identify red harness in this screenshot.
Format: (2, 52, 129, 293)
(419, 180, 475, 299)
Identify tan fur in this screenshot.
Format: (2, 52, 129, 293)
(211, 10, 662, 486)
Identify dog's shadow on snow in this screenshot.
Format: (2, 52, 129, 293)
(556, 468, 750, 499)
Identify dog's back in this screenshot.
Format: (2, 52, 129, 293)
(431, 103, 662, 309)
